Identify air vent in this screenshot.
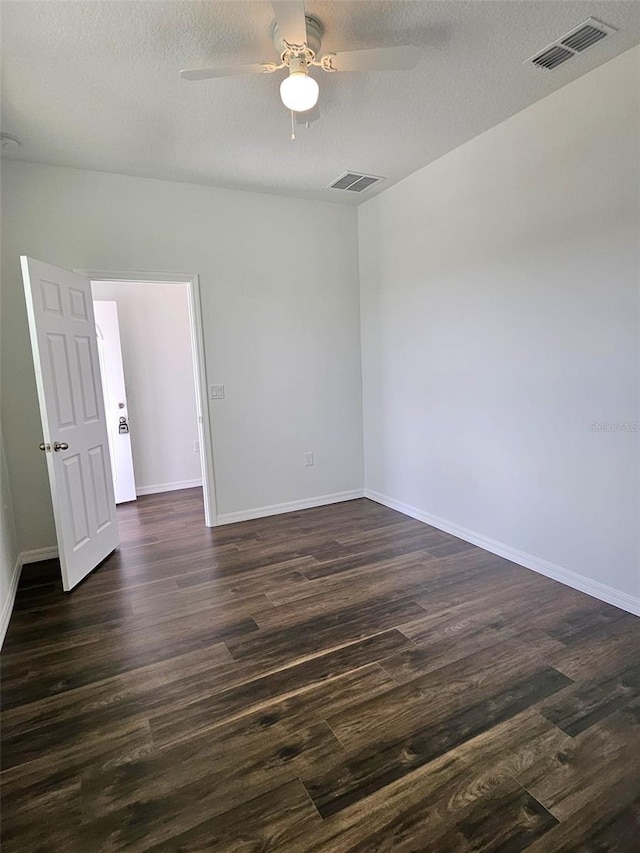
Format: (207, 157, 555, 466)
(329, 172, 384, 193)
(526, 18, 617, 71)
(532, 45, 574, 71)
(562, 24, 608, 53)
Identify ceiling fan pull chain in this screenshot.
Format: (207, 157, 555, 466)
(291, 110, 296, 141)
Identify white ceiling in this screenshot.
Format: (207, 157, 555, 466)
(2, 1, 639, 205)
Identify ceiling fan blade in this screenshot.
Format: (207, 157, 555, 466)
(272, 0, 307, 45)
(322, 45, 420, 73)
(180, 63, 273, 81)
(295, 104, 320, 125)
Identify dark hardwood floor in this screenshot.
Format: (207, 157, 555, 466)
(2, 489, 639, 851)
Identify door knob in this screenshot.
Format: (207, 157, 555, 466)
(39, 442, 51, 452)
(53, 441, 69, 452)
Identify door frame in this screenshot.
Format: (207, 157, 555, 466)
(75, 269, 218, 527)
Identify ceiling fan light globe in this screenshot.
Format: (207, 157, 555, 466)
(279, 72, 319, 112)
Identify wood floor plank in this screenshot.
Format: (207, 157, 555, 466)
(263, 551, 434, 608)
(132, 559, 315, 612)
(389, 629, 563, 685)
(550, 615, 640, 680)
(304, 666, 571, 818)
(522, 769, 640, 852)
(334, 517, 432, 545)
(145, 779, 322, 852)
(149, 636, 408, 748)
(289, 708, 570, 853)
(300, 542, 435, 581)
(0, 717, 153, 852)
(544, 601, 633, 645)
(537, 660, 640, 736)
(173, 550, 319, 589)
(2, 489, 639, 851)
(80, 716, 342, 851)
(1, 591, 272, 661)
(225, 594, 427, 669)
(517, 698, 640, 821)
(1, 612, 260, 711)
(254, 557, 433, 627)
(0, 643, 233, 770)
(331, 634, 571, 752)
(423, 779, 559, 853)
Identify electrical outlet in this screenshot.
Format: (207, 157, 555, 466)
(304, 451, 314, 467)
(193, 440, 200, 453)
(209, 384, 225, 400)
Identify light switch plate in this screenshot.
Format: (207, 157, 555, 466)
(304, 451, 314, 467)
(209, 384, 225, 400)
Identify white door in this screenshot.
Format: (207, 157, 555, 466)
(21, 257, 119, 591)
(94, 301, 137, 504)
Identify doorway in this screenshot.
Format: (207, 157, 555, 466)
(79, 270, 217, 527)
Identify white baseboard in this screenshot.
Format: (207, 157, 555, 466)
(217, 489, 365, 526)
(0, 555, 23, 648)
(0, 545, 59, 648)
(20, 545, 59, 564)
(136, 479, 203, 497)
(365, 489, 640, 618)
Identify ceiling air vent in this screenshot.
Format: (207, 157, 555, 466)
(561, 24, 608, 53)
(532, 45, 574, 71)
(329, 172, 384, 193)
(526, 18, 617, 71)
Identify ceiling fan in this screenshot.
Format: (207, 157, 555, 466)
(180, 0, 420, 128)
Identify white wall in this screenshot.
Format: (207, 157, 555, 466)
(0, 164, 363, 549)
(0, 418, 20, 644)
(359, 47, 640, 605)
(92, 282, 201, 495)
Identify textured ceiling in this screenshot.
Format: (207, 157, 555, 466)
(2, 1, 640, 205)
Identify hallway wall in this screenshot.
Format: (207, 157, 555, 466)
(92, 281, 201, 495)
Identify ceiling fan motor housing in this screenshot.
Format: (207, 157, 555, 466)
(273, 15, 322, 62)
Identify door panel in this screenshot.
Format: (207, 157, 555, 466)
(93, 300, 137, 504)
(88, 445, 112, 530)
(76, 335, 101, 422)
(69, 287, 89, 320)
(62, 454, 91, 548)
(48, 333, 77, 427)
(21, 256, 119, 590)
